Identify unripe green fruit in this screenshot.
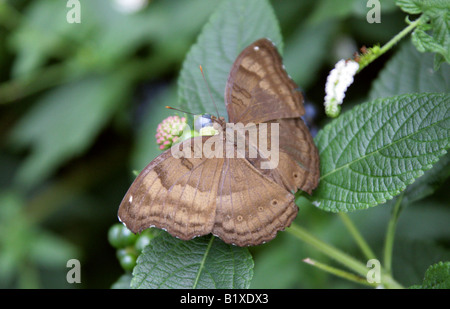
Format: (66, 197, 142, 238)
(108, 223, 138, 249)
(116, 248, 137, 272)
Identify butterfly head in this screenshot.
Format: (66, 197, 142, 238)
(195, 114, 226, 132)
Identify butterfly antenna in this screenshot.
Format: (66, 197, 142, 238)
(165, 106, 197, 116)
(199, 65, 220, 119)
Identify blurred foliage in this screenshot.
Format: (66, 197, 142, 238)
(0, 0, 448, 288)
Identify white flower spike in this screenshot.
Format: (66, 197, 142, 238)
(324, 59, 359, 118)
(112, 0, 148, 14)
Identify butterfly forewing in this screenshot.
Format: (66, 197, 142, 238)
(225, 39, 305, 124)
(225, 38, 319, 195)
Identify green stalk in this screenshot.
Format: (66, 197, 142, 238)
(288, 223, 369, 277)
(339, 213, 377, 261)
(303, 258, 376, 287)
(0, 63, 74, 105)
(287, 223, 404, 288)
(357, 15, 425, 72)
(383, 193, 405, 274)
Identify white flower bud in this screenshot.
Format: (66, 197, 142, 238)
(324, 59, 359, 118)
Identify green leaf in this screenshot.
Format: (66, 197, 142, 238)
(369, 42, 450, 204)
(396, 0, 449, 15)
(9, 74, 131, 188)
(307, 0, 358, 24)
(111, 273, 132, 289)
(410, 261, 450, 289)
(177, 0, 282, 120)
(396, 0, 423, 14)
(369, 41, 450, 99)
(8, 0, 75, 77)
(312, 93, 450, 212)
(283, 20, 337, 89)
(131, 233, 253, 289)
(396, 0, 450, 69)
(0, 189, 80, 288)
(9, 0, 216, 77)
(393, 239, 450, 287)
(399, 152, 449, 205)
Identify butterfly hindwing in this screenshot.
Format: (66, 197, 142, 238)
(118, 137, 221, 240)
(213, 157, 297, 246)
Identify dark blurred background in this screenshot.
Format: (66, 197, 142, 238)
(0, 0, 448, 288)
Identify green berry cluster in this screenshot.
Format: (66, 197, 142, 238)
(107, 223, 155, 272)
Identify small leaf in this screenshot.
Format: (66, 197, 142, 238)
(177, 0, 282, 120)
(131, 232, 253, 289)
(111, 273, 132, 289)
(396, 0, 450, 68)
(410, 261, 450, 289)
(396, 0, 423, 14)
(312, 93, 450, 212)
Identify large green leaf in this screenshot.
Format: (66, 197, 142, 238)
(368, 42, 450, 206)
(177, 0, 282, 120)
(312, 93, 449, 212)
(131, 233, 253, 289)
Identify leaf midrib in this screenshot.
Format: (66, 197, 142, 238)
(192, 234, 215, 289)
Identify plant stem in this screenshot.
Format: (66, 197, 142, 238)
(287, 223, 404, 288)
(0, 63, 75, 105)
(288, 223, 368, 277)
(357, 15, 425, 72)
(383, 192, 405, 275)
(303, 258, 377, 287)
(339, 213, 377, 261)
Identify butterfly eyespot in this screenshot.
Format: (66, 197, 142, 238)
(293, 173, 299, 178)
(258, 206, 264, 212)
(237, 215, 243, 222)
(271, 199, 278, 206)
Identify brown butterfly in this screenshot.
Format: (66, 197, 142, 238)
(118, 38, 319, 246)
